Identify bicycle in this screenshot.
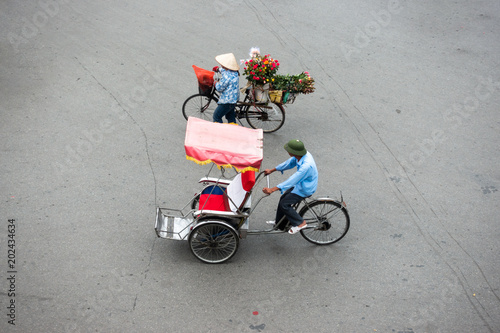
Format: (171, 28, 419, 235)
(182, 66, 287, 133)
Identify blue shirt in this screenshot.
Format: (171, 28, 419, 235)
(276, 152, 318, 197)
(215, 68, 239, 104)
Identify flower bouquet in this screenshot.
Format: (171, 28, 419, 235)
(242, 48, 280, 102)
(241, 47, 315, 103)
(270, 72, 315, 103)
(242, 52, 280, 86)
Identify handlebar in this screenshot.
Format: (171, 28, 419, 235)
(255, 170, 267, 183)
(256, 170, 271, 196)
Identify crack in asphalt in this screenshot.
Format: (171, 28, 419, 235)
(74, 56, 158, 206)
(75, 56, 159, 313)
(133, 238, 156, 311)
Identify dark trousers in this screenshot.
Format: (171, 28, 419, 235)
(213, 103, 236, 123)
(275, 188, 304, 229)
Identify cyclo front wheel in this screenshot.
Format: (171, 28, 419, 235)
(188, 220, 239, 264)
(245, 103, 285, 133)
(299, 200, 350, 245)
(182, 94, 217, 121)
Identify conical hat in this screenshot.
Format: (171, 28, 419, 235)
(215, 53, 239, 71)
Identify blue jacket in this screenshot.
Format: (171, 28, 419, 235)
(215, 68, 239, 104)
(276, 152, 318, 197)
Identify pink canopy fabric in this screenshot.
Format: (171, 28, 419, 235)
(184, 117, 263, 172)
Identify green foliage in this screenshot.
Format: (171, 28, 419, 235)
(271, 72, 315, 94)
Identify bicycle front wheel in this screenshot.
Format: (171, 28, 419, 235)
(245, 103, 285, 133)
(182, 94, 216, 121)
(299, 200, 350, 245)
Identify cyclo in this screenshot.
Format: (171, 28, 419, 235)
(155, 117, 350, 264)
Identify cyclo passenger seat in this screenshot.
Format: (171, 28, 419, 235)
(197, 171, 255, 213)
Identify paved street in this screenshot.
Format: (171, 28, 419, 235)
(1, 0, 499, 332)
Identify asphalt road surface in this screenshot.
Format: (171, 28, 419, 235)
(1, 0, 499, 332)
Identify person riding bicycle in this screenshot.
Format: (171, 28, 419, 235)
(262, 139, 318, 234)
(212, 53, 240, 124)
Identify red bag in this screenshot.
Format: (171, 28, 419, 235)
(192, 65, 214, 95)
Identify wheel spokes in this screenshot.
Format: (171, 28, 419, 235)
(190, 224, 238, 263)
(301, 202, 349, 244)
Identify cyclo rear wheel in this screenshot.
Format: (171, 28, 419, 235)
(182, 94, 217, 121)
(299, 200, 350, 245)
(244, 103, 285, 133)
(188, 220, 239, 264)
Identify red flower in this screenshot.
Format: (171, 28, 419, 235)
(243, 52, 280, 85)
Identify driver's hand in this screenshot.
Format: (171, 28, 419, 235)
(262, 187, 273, 195)
(264, 169, 274, 175)
(262, 186, 278, 195)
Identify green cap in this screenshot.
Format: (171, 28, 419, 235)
(284, 139, 307, 156)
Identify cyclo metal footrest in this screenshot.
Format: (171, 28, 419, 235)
(155, 207, 194, 240)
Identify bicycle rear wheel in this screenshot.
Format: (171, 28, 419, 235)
(188, 220, 239, 264)
(245, 103, 285, 133)
(182, 94, 217, 121)
(299, 200, 350, 245)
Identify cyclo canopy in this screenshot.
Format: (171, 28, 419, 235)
(184, 117, 263, 172)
